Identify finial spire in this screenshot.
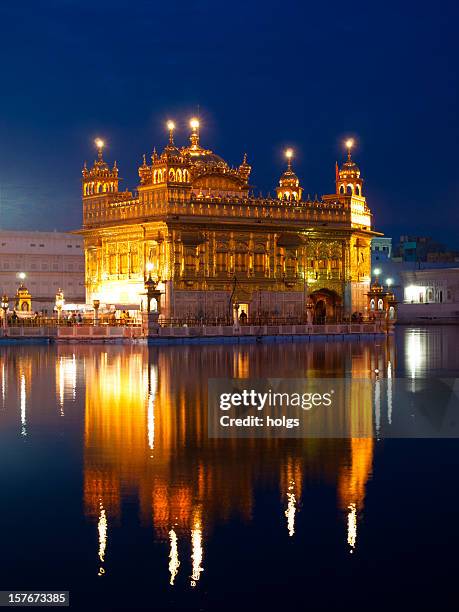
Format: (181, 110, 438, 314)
(189, 118, 200, 148)
(345, 138, 354, 161)
(167, 120, 175, 145)
(285, 148, 293, 170)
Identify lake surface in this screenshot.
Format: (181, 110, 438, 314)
(1, 327, 459, 610)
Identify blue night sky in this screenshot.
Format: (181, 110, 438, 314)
(0, 0, 458, 246)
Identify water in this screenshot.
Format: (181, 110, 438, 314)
(1, 327, 459, 610)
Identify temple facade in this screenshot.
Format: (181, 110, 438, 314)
(79, 121, 376, 322)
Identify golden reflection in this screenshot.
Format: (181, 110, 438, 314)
(147, 364, 158, 452)
(338, 438, 374, 553)
(281, 457, 302, 538)
(168, 528, 180, 585)
(77, 338, 392, 567)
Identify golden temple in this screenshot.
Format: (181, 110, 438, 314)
(80, 121, 376, 320)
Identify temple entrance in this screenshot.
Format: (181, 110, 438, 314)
(309, 289, 342, 323)
(314, 299, 327, 324)
(238, 303, 249, 324)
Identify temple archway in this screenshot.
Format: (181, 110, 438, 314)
(309, 288, 342, 323)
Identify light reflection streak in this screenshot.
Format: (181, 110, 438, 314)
(374, 375, 381, 438)
(147, 365, 158, 452)
(98, 500, 107, 576)
(285, 482, 296, 537)
(20, 373, 27, 436)
(168, 528, 180, 585)
(56, 354, 77, 415)
(387, 360, 393, 425)
(1, 361, 6, 409)
(347, 502, 357, 552)
(190, 516, 203, 586)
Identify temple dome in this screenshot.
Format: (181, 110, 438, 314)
(339, 160, 360, 175)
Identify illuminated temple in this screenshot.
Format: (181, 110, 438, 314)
(80, 120, 376, 320)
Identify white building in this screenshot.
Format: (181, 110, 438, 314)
(371, 236, 392, 262)
(0, 230, 85, 313)
(398, 268, 459, 324)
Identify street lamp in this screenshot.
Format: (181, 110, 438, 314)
(144, 272, 156, 314)
(1, 295, 8, 330)
(386, 278, 393, 287)
(93, 299, 100, 325)
(55, 289, 64, 322)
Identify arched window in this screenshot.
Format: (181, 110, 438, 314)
(346, 185, 353, 195)
(153, 170, 157, 184)
(176, 169, 182, 182)
(355, 185, 360, 195)
(339, 185, 345, 194)
(169, 169, 175, 181)
(377, 298, 384, 311)
(183, 169, 190, 182)
(370, 298, 375, 311)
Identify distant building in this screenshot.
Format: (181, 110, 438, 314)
(426, 251, 459, 264)
(371, 237, 392, 262)
(398, 268, 459, 324)
(392, 235, 451, 263)
(0, 230, 85, 313)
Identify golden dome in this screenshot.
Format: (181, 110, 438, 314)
(339, 159, 360, 176)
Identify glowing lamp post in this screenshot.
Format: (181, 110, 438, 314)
(93, 299, 100, 326)
(144, 274, 156, 314)
(167, 120, 175, 144)
(55, 289, 64, 323)
(95, 138, 105, 159)
(1, 295, 8, 330)
(345, 138, 355, 158)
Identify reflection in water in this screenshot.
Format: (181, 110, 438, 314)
(347, 503, 357, 551)
(20, 373, 26, 437)
(97, 501, 107, 577)
(78, 339, 391, 575)
(56, 354, 77, 415)
(190, 509, 204, 587)
(0, 331, 418, 595)
(147, 365, 157, 452)
(168, 529, 180, 585)
(1, 361, 6, 409)
(282, 458, 302, 538)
